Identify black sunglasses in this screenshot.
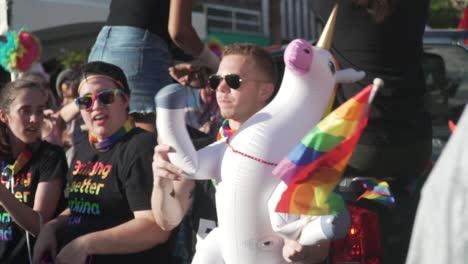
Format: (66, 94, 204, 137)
(208, 74, 244, 90)
(74, 89, 123, 111)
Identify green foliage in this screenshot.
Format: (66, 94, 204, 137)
(192, 0, 204, 12)
(429, 0, 465, 28)
(57, 49, 89, 70)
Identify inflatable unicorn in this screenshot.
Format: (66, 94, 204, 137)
(156, 5, 365, 263)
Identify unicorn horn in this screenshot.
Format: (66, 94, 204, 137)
(317, 3, 338, 50)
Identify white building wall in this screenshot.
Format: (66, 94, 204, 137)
(11, 0, 206, 38)
(11, 0, 109, 32)
(7, 0, 206, 60)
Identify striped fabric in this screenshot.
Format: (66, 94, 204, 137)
(273, 84, 377, 216)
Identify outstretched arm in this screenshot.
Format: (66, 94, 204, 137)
(151, 141, 226, 230)
(168, 0, 203, 57)
(55, 210, 170, 263)
(151, 144, 195, 230)
(168, 0, 219, 71)
(282, 239, 330, 263)
(269, 183, 347, 263)
(0, 177, 63, 237)
(33, 209, 70, 264)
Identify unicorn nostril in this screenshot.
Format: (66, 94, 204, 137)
(284, 39, 314, 75)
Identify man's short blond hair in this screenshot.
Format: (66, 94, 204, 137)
(222, 43, 277, 87)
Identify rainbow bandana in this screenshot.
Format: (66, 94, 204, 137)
(1, 149, 33, 182)
(212, 119, 238, 186)
(89, 119, 134, 152)
(216, 119, 236, 140)
(273, 83, 378, 216)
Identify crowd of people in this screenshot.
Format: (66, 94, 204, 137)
(2, 0, 463, 263)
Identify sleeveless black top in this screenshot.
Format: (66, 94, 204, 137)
(107, 0, 171, 44)
(312, 0, 432, 145)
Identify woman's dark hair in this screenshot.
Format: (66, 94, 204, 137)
(352, 0, 399, 22)
(0, 80, 44, 157)
(55, 69, 80, 100)
(222, 43, 278, 102)
(79, 61, 130, 95)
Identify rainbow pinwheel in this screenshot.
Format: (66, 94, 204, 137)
(0, 29, 41, 73)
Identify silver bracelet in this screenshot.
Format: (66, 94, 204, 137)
(195, 44, 220, 72)
(34, 210, 44, 230)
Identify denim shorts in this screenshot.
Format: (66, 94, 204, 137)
(88, 26, 173, 114)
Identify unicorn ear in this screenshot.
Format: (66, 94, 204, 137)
(335, 69, 366, 84)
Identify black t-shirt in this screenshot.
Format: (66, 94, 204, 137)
(0, 141, 67, 264)
(190, 181, 217, 239)
(312, 0, 432, 144)
(107, 0, 171, 45)
(64, 128, 170, 263)
(188, 132, 218, 241)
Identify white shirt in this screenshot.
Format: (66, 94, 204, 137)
(406, 104, 468, 264)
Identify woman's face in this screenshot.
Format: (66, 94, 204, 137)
(0, 88, 47, 145)
(78, 77, 129, 139)
(200, 86, 214, 105)
(61, 80, 77, 100)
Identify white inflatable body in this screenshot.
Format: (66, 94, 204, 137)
(156, 39, 365, 264)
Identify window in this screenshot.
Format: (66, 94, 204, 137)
(423, 45, 468, 129)
(205, 4, 262, 34)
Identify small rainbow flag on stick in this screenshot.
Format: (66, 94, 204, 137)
(355, 178, 395, 207)
(273, 79, 382, 216)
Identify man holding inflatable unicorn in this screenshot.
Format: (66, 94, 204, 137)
(151, 42, 291, 261)
(150, 3, 375, 263)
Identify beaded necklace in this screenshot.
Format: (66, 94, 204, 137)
(217, 119, 277, 166)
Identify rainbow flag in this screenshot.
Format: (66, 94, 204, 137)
(355, 178, 395, 207)
(273, 83, 378, 216)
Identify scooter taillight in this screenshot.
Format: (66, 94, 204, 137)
(331, 205, 382, 264)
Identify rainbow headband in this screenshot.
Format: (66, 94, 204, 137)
(78, 75, 125, 93)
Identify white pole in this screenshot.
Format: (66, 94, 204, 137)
(0, 0, 8, 36)
(1, 0, 10, 80)
(262, 0, 270, 37)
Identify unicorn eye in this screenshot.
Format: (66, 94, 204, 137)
(304, 49, 311, 54)
(328, 61, 336, 75)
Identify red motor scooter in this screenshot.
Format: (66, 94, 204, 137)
(329, 173, 427, 264)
